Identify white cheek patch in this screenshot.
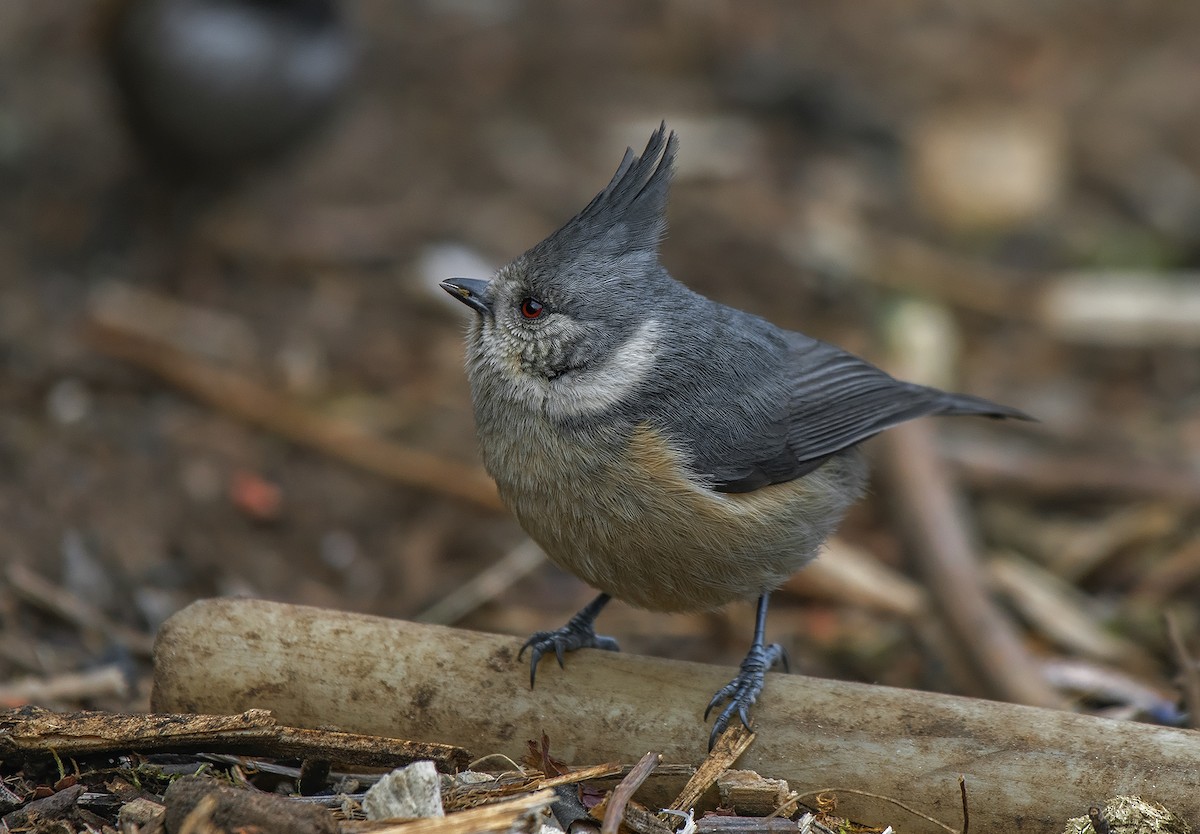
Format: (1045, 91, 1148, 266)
(544, 318, 662, 418)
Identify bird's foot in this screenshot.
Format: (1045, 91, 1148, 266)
(704, 642, 787, 749)
(518, 608, 619, 687)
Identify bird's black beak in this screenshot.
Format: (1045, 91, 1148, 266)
(439, 277, 492, 315)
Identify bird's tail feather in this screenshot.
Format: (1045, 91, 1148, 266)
(934, 391, 1034, 421)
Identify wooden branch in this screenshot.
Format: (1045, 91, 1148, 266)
(876, 422, 1066, 710)
(601, 751, 660, 834)
(152, 599, 1200, 834)
(83, 319, 502, 512)
(343, 790, 557, 834)
(5, 563, 155, 657)
(415, 539, 545, 625)
(987, 554, 1144, 666)
(618, 801, 675, 834)
(944, 437, 1200, 505)
(875, 297, 1062, 711)
(663, 726, 754, 817)
(1164, 611, 1200, 730)
(1038, 271, 1200, 347)
(866, 232, 1033, 320)
(164, 774, 335, 834)
(784, 536, 927, 619)
(531, 761, 623, 791)
(0, 704, 469, 771)
(0, 665, 129, 707)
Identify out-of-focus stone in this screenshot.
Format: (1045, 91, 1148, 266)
(910, 107, 1066, 233)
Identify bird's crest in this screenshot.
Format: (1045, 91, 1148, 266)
(535, 122, 678, 263)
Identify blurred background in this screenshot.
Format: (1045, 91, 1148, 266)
(1, 1, 1198, 725)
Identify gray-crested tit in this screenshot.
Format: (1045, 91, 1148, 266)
(441, 123, 1030, 748)
(105, 0, 354, 176)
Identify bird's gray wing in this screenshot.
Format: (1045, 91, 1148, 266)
(781, 333, 1028, 471)
(670, 326, 1027, 494)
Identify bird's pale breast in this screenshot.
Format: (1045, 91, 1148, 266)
(482, 416, 865, 612)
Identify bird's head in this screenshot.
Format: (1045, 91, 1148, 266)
(441, 124, 677, 414)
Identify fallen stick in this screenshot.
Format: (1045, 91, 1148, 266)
(663, 726, 755, 818)
(152, 599, 1200, 834)
(876, 298, 1063, 710)
(877, 423, 1065, 711)
(344, 788, 556, 834)
(783, 536, 927, 619)
(695, 817, 813, 834)
(601, 751, 661, 834)
(5, 563, 156, 658)
(866, 232, 1032, 319)
(1164, 611, 1200, 730)
(163, 774, 335, 834)
(0, 666, 129, 707)
(415, 539, 545, 625)
(944, 437, 1200, 505)
(83, 320, 502, 512)
(0, 704, 469, 771)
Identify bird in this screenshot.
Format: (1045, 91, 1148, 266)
(440, 123, 1031, 748)
(103, 0, 355, 178)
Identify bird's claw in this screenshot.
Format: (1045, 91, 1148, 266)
(518, 622, 619, 687)
(704, 642, 786, 749)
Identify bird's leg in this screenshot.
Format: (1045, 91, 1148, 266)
(704, 593, 787, 749)
(518, 592, 619, 687)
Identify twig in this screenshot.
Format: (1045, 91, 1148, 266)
(1039, 658, 1183, 724)
(958, 775, 969, 834)
(664, 725, 754, 817)
(533, 761, 623, 790)
(601, 751, 661, 834)
(437, 760, 625, 813)
(4, 563, 155, 657)
(784, 536, 927, 618)
(83, 320, 502, 512)
(876, 422, 1064, 709)
(1038, 271, 1200, 347)
(792, 788, 957, 834)
(987, 555, 1142, 665)
(866, 231, 1034, 320)
(1164, 611, 1200, 730)
(0, 705, 470, 771)
(345, 789, 555, 834)
(981, 502, 1177, 583)
(616, 800, 675, 834)
(877, 299, 1060, 709)
(415, 539, 545, 625)
(764, 791, 800, 820)
(0, 666, 128, 707)
(1132, 535, 1200, 602)
(944, 438, 1200, 505)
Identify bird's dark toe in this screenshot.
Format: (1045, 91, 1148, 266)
(704, 682, 737, 720)
(519, 621, 619, 688)
(704, 641, 786, 748)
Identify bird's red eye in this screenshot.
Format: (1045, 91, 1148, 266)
(519, 297, 544, 319)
